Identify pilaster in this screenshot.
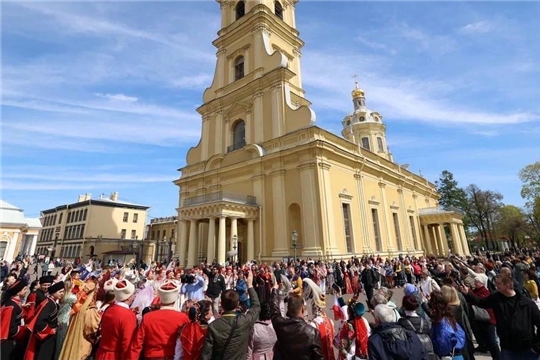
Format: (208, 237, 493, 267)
(271, 170, 289, 257)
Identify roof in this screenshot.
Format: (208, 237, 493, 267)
(0, 199, 42, 229)
(42, 198, 150, 213)
(419, 207, 454, 216)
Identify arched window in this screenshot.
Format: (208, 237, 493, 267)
(229, 120, 246, 152)
(234, 56, 244, 80)
(235, 1, 245, 20)
(274, 1, 283, 20)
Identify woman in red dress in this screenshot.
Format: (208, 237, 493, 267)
(175, 300, 213, 360)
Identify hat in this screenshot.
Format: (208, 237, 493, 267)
(114, 280, 135, 302)
(158, 281, 179, 305)
(404, 284, 418, 296)
(39, 275, 54, 285)
(6, 279, 28, 297)
(103, 278, 118, 292)
(48, 281, 64, 295)
(353, 302, 366, 317)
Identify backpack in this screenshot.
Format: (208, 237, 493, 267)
(401, 317, 438, 360)
(412, 264, 422, 276)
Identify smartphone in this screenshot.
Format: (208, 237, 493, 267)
(331, 283, 341, 293)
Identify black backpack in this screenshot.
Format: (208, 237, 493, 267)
(400, 317, 439, 360)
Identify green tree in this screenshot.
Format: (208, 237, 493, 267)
(461, 184, 504, 250)
(435, 170, 467, 210)
(519, 160, 540, 202)
(495, 205, 527, 248)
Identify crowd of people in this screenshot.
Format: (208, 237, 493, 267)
(2, 247, 540, 360)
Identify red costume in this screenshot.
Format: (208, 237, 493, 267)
(130, 307, 189, 359)
(24, 295, 58, 360)
(95, 303, 137, 360)
(312, 316, 335, 360)
(25, 292, 37, 322)
(179, 322, 208, 360)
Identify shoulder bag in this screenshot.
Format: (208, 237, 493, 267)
(219, 314, 239, 360)
(472, 305, 490, 322)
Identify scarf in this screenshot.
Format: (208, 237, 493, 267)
(354, 317, 369, 358)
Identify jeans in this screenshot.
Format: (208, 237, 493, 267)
(479, 322, 500, 360)
(501, 349, 540, 360)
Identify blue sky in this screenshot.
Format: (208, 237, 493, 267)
(2, 1, 539, 220)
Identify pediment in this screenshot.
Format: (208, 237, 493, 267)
(223, 101, 252, 118)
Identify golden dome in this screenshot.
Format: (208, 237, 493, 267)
(351, 79, 365, 98)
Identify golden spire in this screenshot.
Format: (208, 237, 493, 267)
(351, 75, 365, 98)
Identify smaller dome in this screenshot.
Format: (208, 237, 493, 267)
(351, 79, 365, 98)
(351, 88, 364, 98)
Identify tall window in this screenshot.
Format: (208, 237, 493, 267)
(121, 229, 126, 239)
(377, 137, 384, 152)
(0, 241, 7, 259)
(229, 120, 246, 152)
(392, 213, 402, 250)
(133, 213, 138, 223)
(234, 56, 244, 80)
(372, 209, 382, 251)
(58, 213, 63, 224)
(83, 209, 88, 220)
(131, 230, 137, 239)
(361, 137, 370, 151)
(409, 216, 419, 249)
(274, 1, 283, 20)
(123, 212, 129, 222)
(171, 229, 176, 239)
(152, 231, 155, 240)
(235, 1, 245, 20)
(342, 203, 353, 253)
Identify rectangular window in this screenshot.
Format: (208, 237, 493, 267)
(53, 214, 57, 225)
(393, 213, 402, 250)
(58, 213, 63, 224)
(83, 209, 88, 221)
(409, 216, 418, 249)
(133, 213, 138, 223)
(152, 231, 155, 240)
(361, 137, 370, 151)
(67, 212, 71, 223)
(377, 137, 384, 152)
(77, 210, 82, 222)
(131, 230, 137, 239)
(171, 229, 176, 240)
(342, 203, 353, 253)
(372, 209, 382, 251)
(121, 229, 126, 239)
(80, 224, 85, 239)
(156, 230, 161, 241)
(123, 212, 129, 222)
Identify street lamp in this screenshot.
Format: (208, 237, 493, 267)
(51, 233, 59, 260)
(168, 237, 174, 263)
(291, 230, 298, 264)
(162, 236, 167, 262)
(232, 234, 238, 263)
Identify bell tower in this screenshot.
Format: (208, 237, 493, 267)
(185, 0, 316, 165)
(341, 81, 393, 161)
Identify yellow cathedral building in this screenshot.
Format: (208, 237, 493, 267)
(173, 0, 469, 267)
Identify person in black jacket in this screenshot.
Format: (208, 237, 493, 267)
(459, 274, 540, 359)
(270, 280, 324, 360)
(203, 265, 226, 316)
(398, 295, 438, 360)
(0, 280, 29, 360)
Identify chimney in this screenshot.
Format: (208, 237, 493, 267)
(85, 193, 92, 201)
(77, 195, 85, 202)
(110, 192, 119, 202)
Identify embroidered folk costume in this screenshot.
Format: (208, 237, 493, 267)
(304, 278, 335, 360)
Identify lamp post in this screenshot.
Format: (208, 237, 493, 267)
(162, 236, 167, 263)
(51, 233, 59, 260)
(232, 234, 238, 264)
(291, 230, 298, 264)
(168, 237, 174, 263)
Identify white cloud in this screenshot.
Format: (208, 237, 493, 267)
(470, 130, 499, 137)
(357, 36, 397, 55)
(460, 21, 493, 34)
(95, 93, 139, 102)
(396, 23, 456, 54)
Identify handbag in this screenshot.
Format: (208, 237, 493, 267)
(219, 314, 239, 360)
(472, 305, 490, 322)
(440, 346, 455, 360)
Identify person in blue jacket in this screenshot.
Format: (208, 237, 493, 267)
(428, 290, 466, 360)
(235, 270, 249, 310)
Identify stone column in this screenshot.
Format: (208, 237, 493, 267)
(247, 219, 255, 262)
(271, 84, 283, 138)
(437, 224, 450, 256)
(176, 220, 189, 267)
(378, 182, 393, 252)
(398, 188, 412, 251)
(459, 224, 470, 255)
(30, 234, 38, 256)
(217, 217, 227, 265)
(253, 93, 264, 143)
(450, 223, 464, 256)
(201, 115, 210, 160)
(354, 172, 371, 253)
(298, 162, 322, 255)
(215, 111, 224, 155)
(316, 162, 337, 256)
(422, 225, 433, 255)
(271, 170, 288, 257)
(207, 218, 216, 264)
(187, 220, 198, 267)
(429, 226, 440, 256)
